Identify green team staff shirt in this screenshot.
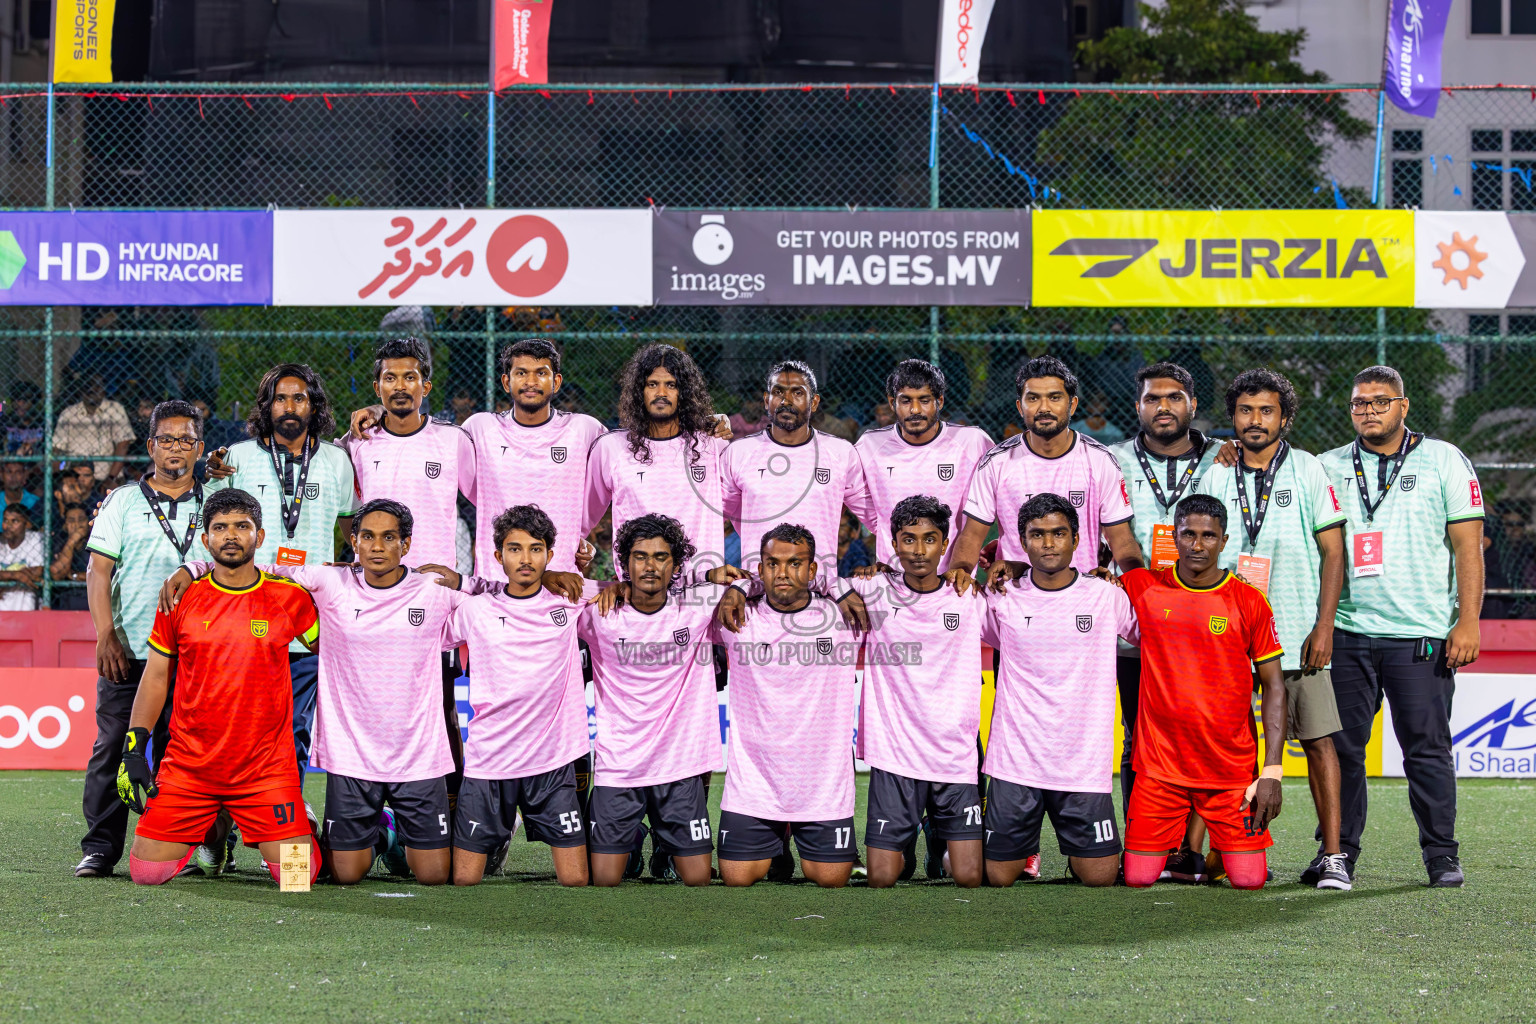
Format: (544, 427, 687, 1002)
(86, 479, 206, 660)
(1318, 435, 1484, 640)
(206, 437, 356, 652)
(1196, 447, 1346, 671)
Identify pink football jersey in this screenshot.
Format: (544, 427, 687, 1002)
(980, 572, 1139, 793)
(851, 422, 994, 570)
(585, 430, 727, 579)
(720, 429, 863, 579)
(713, 594, 861, 821)
(578, 583, 724, 788)
(464, 409, 606, 576)
(964, 431, 1132, 570)
(850, 573, 984, 783)
(447, 579, 601, 780)
(347, 419, 476, 570)
(183, 560, 461, 783)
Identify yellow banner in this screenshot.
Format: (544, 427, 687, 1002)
(52, 0, 116, 83)
(1034, 209, 1415, 307)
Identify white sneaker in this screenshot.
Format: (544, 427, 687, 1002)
(1315, 853, 1353, 891)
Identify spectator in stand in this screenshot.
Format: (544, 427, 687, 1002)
(128, 393, 157, 447)
(813, 399, 859, 443)
(0, 503, 43, 611)
(730, 394, 767, 437)
(1074, 391, 1128, 444)
(871, 401, 895, 429)
(53, 374, 135, 482)
(51, 503, 92, 610)
(3, 381, 45, 455)
(1484, 501, 1536, 619)
(55, 463, 107, 521)
(1, 461, 41, 518)
(435, 383, 479, 426)
(837, 507, 873, 577)
(188, 398, 243, 452)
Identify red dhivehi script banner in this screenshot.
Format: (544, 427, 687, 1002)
(492, 0, 553, 89)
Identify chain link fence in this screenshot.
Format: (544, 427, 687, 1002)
(1, 81, 1534, 609)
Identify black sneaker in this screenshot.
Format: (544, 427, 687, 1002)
(73, 853, 113, 878)
(921, 816, 946, 880)
(767, 837, 795, 882)
(485, 839, 511, 877)
(1427, 855, 1464, 888)
(1164, 848, 1206, 884)
(623, 824, 649, 880)
(648, 845, 678, 882)
(222, 824, 241, 874)
(1315, 854, 1352, 891)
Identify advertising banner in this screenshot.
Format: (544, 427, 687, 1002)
(274, 209, 652, 306)
(935, 0, 998, 86)
(0, 669, 97, 770)
(1414, 211, 1528, 308)
(1383, 672, 1536, 778)
(52, 0, 117, 83)
(1034, 209, 1415, 307)
(654, 210, 1031, 306)
(491, 0, 553, 89)
(0, 211, 272, 305)
(1382, 0, 1453, 118)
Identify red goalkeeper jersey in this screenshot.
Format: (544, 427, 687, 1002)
(1120, 567, 1283, 789)
(148, 572, 319, 794)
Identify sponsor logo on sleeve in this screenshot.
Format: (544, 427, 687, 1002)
(1328, 484, 1341, 512)
(1471, 480, 1483, 507)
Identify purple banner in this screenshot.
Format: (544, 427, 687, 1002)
(1382, 0, 1453, 118)
(0, 212, 272, 305)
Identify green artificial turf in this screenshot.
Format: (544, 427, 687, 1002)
(0, 772, 1531, 1023)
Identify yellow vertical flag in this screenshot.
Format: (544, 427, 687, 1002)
(52, 0, 116, 83)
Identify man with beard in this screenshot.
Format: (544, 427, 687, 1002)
(1318, 365, 1483, 888)
(950, 356, 1141, 582)
(1196, 369, 1349, 890)
(75, 400, 206, 878)
(721, 361, 865, 580)
(116, 488, 321, 887)
(204, 364, 355, 786)
(852, 359, 994, 572)
(1107, 362, 1218, 843)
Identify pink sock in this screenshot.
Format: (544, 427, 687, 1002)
(129, 850, 194, 885)
(1123, 852, 1166, 888)
(1223, 850, 1268, 890)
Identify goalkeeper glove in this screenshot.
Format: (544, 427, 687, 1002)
(116, 727, 157, 813)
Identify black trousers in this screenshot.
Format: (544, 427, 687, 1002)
(1115, 654, 1141, 814)
(1330, 629, 1458, 864)
(80, 660, 175, 866)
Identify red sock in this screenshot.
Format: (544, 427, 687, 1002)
(1223, 850, 1268, 890)
(1123, 852, 1165, 888)
(129, 850, 194, 885)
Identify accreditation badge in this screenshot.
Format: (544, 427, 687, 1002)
(1352, 531, 1384, 578)
(1150, 523, 1179, 570)
(1236, 554, 1272, 596)
(276, 547, 308, 566)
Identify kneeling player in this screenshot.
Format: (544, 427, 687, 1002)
(981, 494, 1138, 887)
(447, 505, 599, 886)
(1119, 494, 1285, 890)
(580, 514, 728, 886)
(117, 489, 322, 885)
(847, 496, 985, 888)
(713, 525, 861, 887)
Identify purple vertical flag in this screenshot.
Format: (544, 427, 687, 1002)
(1382, 0, 1454, 118)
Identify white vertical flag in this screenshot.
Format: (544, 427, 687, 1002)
(935, 0, 998, 85)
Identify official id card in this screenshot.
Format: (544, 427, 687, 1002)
(1150, 523, 1179, 570)
(1237, 553, 1272, 596)
(1352, 531, 1384, 578)
(276, 547, 307, 566)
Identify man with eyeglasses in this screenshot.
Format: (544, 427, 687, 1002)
(1318, 365, 1484, 888)
(75, 401, 207, 878)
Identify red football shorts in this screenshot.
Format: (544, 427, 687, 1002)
(1124, 774, 1273, 854)
(135, 780, 310, 845)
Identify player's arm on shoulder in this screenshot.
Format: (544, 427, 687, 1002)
(1101, 519, 1144, 572)
(541, 569, 586, 603)
(415, 562, 462, 591)
(834, 577, 871, 634)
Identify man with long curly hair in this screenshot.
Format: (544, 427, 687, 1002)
(203, 363, 356, 796)
(585, 344, 735, 581)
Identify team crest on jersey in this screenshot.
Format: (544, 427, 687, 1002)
(690, 465, 706, 483)
(1077, 615, 1093, 633)
(304, 483, 320, 500)
(673, 628, 690, 646)
(1208, 616, 1228, 635)
(943, 612, 960, 631)
(550, 447, 567, 464)
(250, 619, 269, 638)
(815, 467, 832, 485)
(550, 608, 568, 627)
(937, 463, 955, 482)
(408, 608, 425, 627)
(425, 461, 442, 479)
(1069, 490, 1086, 507)
(1400, 475, 1416, 492)
(1276, 490, 1292, 507)
(817, 637, 833, 657)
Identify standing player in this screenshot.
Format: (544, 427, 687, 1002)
(847, 496, 985, 889)
(579, 514, 730, 886)
(161, 498, 466, 886)
(586, 344, 731, 580)
(852, 359, 993, 571)
(981, 494, 1137, 887)
(951, 356, 1141, 582)
(1197, 369, 1350, 890)
(1119, 494, 1286, 890)
(1108, 362, 1217, 812)
(447, 505, 600, 886)
(721, 361, 864, 579)
(1318, 365, 1483, 888)
(713, 525, 861, 887)
(203, 363, 355, 782)
(116, 489, 322, 886)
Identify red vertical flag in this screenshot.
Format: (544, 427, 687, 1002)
(492, 0, 553, 89)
